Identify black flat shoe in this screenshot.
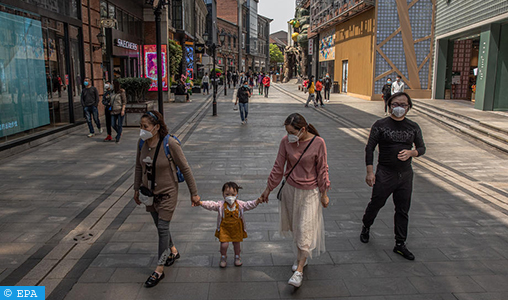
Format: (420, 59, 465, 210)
(360, 225, 370, 243)
(165, 252, 180, 267)
(144, 272, 164, 288)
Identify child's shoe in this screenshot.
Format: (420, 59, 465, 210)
(220, 255, 227, 268)
(234, 255, 242, 267)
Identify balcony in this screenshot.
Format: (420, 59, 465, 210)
(310, 0, 375, 33)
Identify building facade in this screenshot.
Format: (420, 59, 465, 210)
(0, 0, 90, 145)
(217, 17, 240, 74)
(309, 0, 435, 100)
(433, 0, 508, 111)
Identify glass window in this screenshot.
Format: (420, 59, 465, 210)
(108, 3, 116, 20)
(128, 15, 135, 35)
(123, 13, 129, 34)
(100, 1, 108, 18)
(68, 25, 84, 122)
(117, 9, 123, 31)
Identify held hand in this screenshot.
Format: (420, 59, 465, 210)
(191, 195, 201, 207)
(365, 172, 376, 187)
(134, 190, 141, 205)
(121, 110, 125, 117)
(260, 187, 271, 203)
(397, 150, 414, 162)
(320, 194, 329, 208)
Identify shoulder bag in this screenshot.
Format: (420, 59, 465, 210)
(277, 136, 316, 200)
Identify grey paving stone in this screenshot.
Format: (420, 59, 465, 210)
(78, 267, 115, 283)
(407, 276, 485, 293)
(343, 277, 418, 296)
(277, 279, 350, 298)
(329, 250, 392, 264)
(208, 282, 279, 299)
(453, 292, 507, 300)
(470, 275, 508, 292)
(101, 243, 132, 254)
(109, 267, 177, 283)
(424, 261, 494, 276)
(171, 254, 212, 267)
(364, 262, 433, 277)
(385, 294, 458, 300)
(241, 266, 293, 282)
(211, 253, 273, 267)
(480, 260, 508, 275)
(271, 252, 333, 267)
(136, 282, 209, 300)
(439, 247, 505, 261)
(90, 254, 153, 268)
(175, 266, 242, 282)
(127, 243, 158, 254)
(63, 283, 141, 300)
(304, 264, 370, 280)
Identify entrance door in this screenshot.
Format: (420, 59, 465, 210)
(342, 60, 348, 93)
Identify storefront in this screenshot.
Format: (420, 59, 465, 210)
(318, 29, 335, 80)
(433, 0, 508, 110)
(0, 1, 84, 145)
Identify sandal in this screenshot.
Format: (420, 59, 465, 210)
(220, 255, 227, 268)
(234, 255, 242, 267)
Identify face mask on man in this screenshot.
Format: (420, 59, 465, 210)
(243, 85, 248, 88)
(387, 81, 392, 84)
(391, 106, 406, 118)
(225, 196, 237, 206)
(84, 81, 89, 87)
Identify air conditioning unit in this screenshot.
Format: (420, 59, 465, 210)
(101, 19, 117, 28)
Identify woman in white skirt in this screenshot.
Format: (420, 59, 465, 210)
(260, 113, 330, 287)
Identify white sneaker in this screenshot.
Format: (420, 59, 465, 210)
(99, 127, 103, 134)
(288, 271, 303, 287)
(291, 260, 308, 272)
(87, 133, 94, 138)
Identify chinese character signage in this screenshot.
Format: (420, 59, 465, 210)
(144, 45, 168, 91)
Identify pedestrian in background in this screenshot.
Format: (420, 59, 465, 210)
(260, 113, 330, 287)
(134, 110, 201, 288)
(324, 73, 332, 102)
(262, 74, 271, 98)
(258, 72, 264, 95)
(202, 73, 210, 95)
(81, 77, 102, 138)
(305, 76, 317, 108)
(235, 81, 251, 125)
(227, 71, 232, 89)
(102, 81, 113, 142)
(381, 78, 392, 116)
(360, 92, 426, 261)
(232, 71, 238, 88)
(315, 78, 324, 107)
(110, 80, 127, 143)
(391, 75, 404, 94)
(195, 182, 262, 268)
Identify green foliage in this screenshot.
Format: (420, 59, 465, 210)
(270, 44, 284, 64)
(168, 39, 183, 77)
(118, 77, 152, 103)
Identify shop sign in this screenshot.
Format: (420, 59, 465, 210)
(308, 38, 314, 55)
(195, 43, 205, 54)
(144, 45, 168, 91)
(115, 39, 138, 51)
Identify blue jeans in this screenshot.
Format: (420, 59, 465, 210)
(239, 102, 248, 122)
(84, 106, 101, 134)
(111, 114, 124, 141)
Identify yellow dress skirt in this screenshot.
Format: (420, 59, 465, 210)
(215, 202, 248, 242)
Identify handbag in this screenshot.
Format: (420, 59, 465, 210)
(277, 136, 317, 200)
(139, 137, 163, 205)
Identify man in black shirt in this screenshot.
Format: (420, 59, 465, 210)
(81, 77, 102, 138)
(234, 81, 251, 125)
(323, 73, 332, 101)
(381, 78, 392, 116)
(360, 92, 426, 260)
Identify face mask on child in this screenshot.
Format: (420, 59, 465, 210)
(225, 196, 237, 206)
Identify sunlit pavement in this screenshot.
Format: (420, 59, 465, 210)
(1, 85, 508, 300)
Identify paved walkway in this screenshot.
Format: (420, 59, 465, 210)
(1, 84, 508, 300)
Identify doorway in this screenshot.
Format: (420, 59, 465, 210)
(342, 60, 348, 93)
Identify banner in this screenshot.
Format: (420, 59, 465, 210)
(144, 45, 168, 91)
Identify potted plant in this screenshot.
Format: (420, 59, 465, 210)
(193, 78, 202, 93)
(120, 77, 154, 126)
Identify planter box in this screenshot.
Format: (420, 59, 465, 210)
(192, 87, 201, 93)
(124, 101, 156, 127)
(174, 95, 187, 103)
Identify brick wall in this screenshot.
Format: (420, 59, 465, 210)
(82, 0, 104, 96)
(217, 0, 238, 24)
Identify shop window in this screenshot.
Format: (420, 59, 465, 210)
(117, 9, 123, 31)
(123, 13, 129, 34)
(128, 15, 135, 35)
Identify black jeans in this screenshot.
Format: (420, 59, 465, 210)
(264, 86, 269, 97)
(150, 211, 174, 266)
(324, 88, 331, 100)
(104, 107, 112, 136)
(316, 91, 323, 105)
(362, 165, 413, 243)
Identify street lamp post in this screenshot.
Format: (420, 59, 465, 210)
(219, 32, 227, 96)
(203, 32, 219, 116)
(146, 0, 169, 117)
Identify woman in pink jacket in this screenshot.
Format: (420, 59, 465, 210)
(196, 182, 261, 268)
(260, 113, 330, 288)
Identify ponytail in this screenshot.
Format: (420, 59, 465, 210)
(307, 123, 320, 136)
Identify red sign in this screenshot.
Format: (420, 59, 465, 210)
(144, 45, 168, 91)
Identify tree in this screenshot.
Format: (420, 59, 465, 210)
(168, 39, 183, 79)
(270, 44, 284, 65)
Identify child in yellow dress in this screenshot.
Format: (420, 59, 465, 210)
(197, 182, 261, 267)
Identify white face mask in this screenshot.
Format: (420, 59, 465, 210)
(287, 129, 302, 144)
(392, 106, 406, 118)
(225, 196, 237, 206)
(140, 128, 154, 141)
(104, 84, 110, 90)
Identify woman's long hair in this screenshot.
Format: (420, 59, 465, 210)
(284, 113, 320, 136)
(141, 110, 169, 138)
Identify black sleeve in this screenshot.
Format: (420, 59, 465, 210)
(365, 122, 380, 166)
(414, 124, 426, 157)
(94, 87, 100, 106)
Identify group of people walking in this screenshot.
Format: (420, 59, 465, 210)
(80, 77, 126, 143)
(133, 90, 426, 289)
(303, 73, 333, 107)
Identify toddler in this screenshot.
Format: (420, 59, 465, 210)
(196, 182, 261, 267)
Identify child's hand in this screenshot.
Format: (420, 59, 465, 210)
(192, 200, 202, 207)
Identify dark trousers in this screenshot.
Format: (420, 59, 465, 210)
(324, 88, 331, 100)
(84, 106, 101, 134)
(316, 91, 324, 105)
(362, 166, 414, 243)
(150, 211, 173, 266)
(264, 86, 269, 97)
(104, 107, 112, 136)
(111, 114, 124, 141)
